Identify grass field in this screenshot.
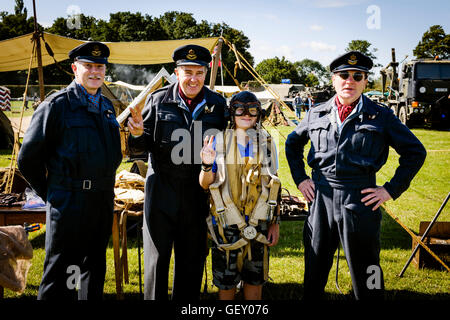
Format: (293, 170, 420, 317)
(1, 114, 449, 300)
(2, 100, 35, 118)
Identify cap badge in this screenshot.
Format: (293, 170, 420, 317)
(91, 45, 102, 57)
(187, 49, 197, 60)
(348, 54, 358, 65)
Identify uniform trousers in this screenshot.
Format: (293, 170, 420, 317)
(303, 182, 384, 300)
(143, 181, 208, 300)
(38, 190, 114, 300)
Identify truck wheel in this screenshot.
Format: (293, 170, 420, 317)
(390, 105, 398, 117)
(398, 106, 407, 125)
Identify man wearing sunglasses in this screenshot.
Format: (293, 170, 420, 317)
(285, 51, 427, 300)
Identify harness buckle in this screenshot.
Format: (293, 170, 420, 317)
(216, 207, 227, 228)
(83, 180, 91, 190)
(267, 200, 277, 221)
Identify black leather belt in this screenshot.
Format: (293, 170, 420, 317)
(312, 170, 376, 189)
(48, 174, 115, 191)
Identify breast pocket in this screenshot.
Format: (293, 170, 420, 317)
(352, 124, 384, 157)
(64, 118, 98, 153)
(156, 111, 185, 144)
(309, 120, 330, 153)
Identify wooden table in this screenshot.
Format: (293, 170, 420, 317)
(0, 206, 46, 299)
(112, 207, 143, 300)
(0, 206, 46, 226)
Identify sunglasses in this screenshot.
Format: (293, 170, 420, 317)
(336, 71, 366, 82)
(231, 102, 261, 117)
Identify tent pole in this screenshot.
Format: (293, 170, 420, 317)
(220, 50, 224, 88)
(32, 0, 45, 102)
(209, 38, 223, 90)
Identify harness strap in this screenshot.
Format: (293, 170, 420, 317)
(211, 131, 246, 229)
(248, 134, 280, 226)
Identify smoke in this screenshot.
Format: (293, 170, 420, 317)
(108, 65, 156, 85)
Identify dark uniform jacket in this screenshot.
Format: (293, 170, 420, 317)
(17, 80, 122, 299)
(128, 82, 227, 220)
(18, 80, 122, 202)
(285, 94, 427, 200)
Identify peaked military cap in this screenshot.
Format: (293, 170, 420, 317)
(172, 44, 212, 67)
(330, 51, 373, 73)
(69, 41, 110, 64)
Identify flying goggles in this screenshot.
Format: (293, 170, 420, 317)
(231, 101, 262, 117)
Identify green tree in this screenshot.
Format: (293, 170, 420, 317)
(0, 0, 35, 40)
(13, 0, 26, 16)
(157, 11, 199, 40)
(45, 14, 100, 41)
(0, 0, 38, 85)
(345, 39, 381, 67)
(413, 25, 450, 59)
(295, 59, 329, 86)
(255, 57, 301, 84)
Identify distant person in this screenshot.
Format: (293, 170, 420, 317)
(285, 51, 427, 300)
(293, 93, 302, 118)
(303, 94, 312, 112)
(127, 44, 227, 300)
(18, 42, 122, 300)
(199, 91, 281, 300)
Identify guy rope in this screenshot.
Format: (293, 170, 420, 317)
(4, 39, 36, 194)
(222, 37, 300, 124)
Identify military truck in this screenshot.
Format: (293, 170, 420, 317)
(379, 48, 450, 128)
(309, 84, 334, 104)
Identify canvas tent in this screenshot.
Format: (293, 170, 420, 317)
(0, 32, 220, 72)
(206, 85, 240, 97)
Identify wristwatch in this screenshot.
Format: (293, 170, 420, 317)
(201, 162, 213, 172)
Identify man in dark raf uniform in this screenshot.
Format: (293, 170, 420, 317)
(17, 42, 122, 300)
(127, 44, 227, 300)
(285, 51, 427, 300)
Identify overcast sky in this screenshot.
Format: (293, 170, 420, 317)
(5, 0, 450, 70)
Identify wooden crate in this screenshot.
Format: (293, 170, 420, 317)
(412, 221, 450, 270)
